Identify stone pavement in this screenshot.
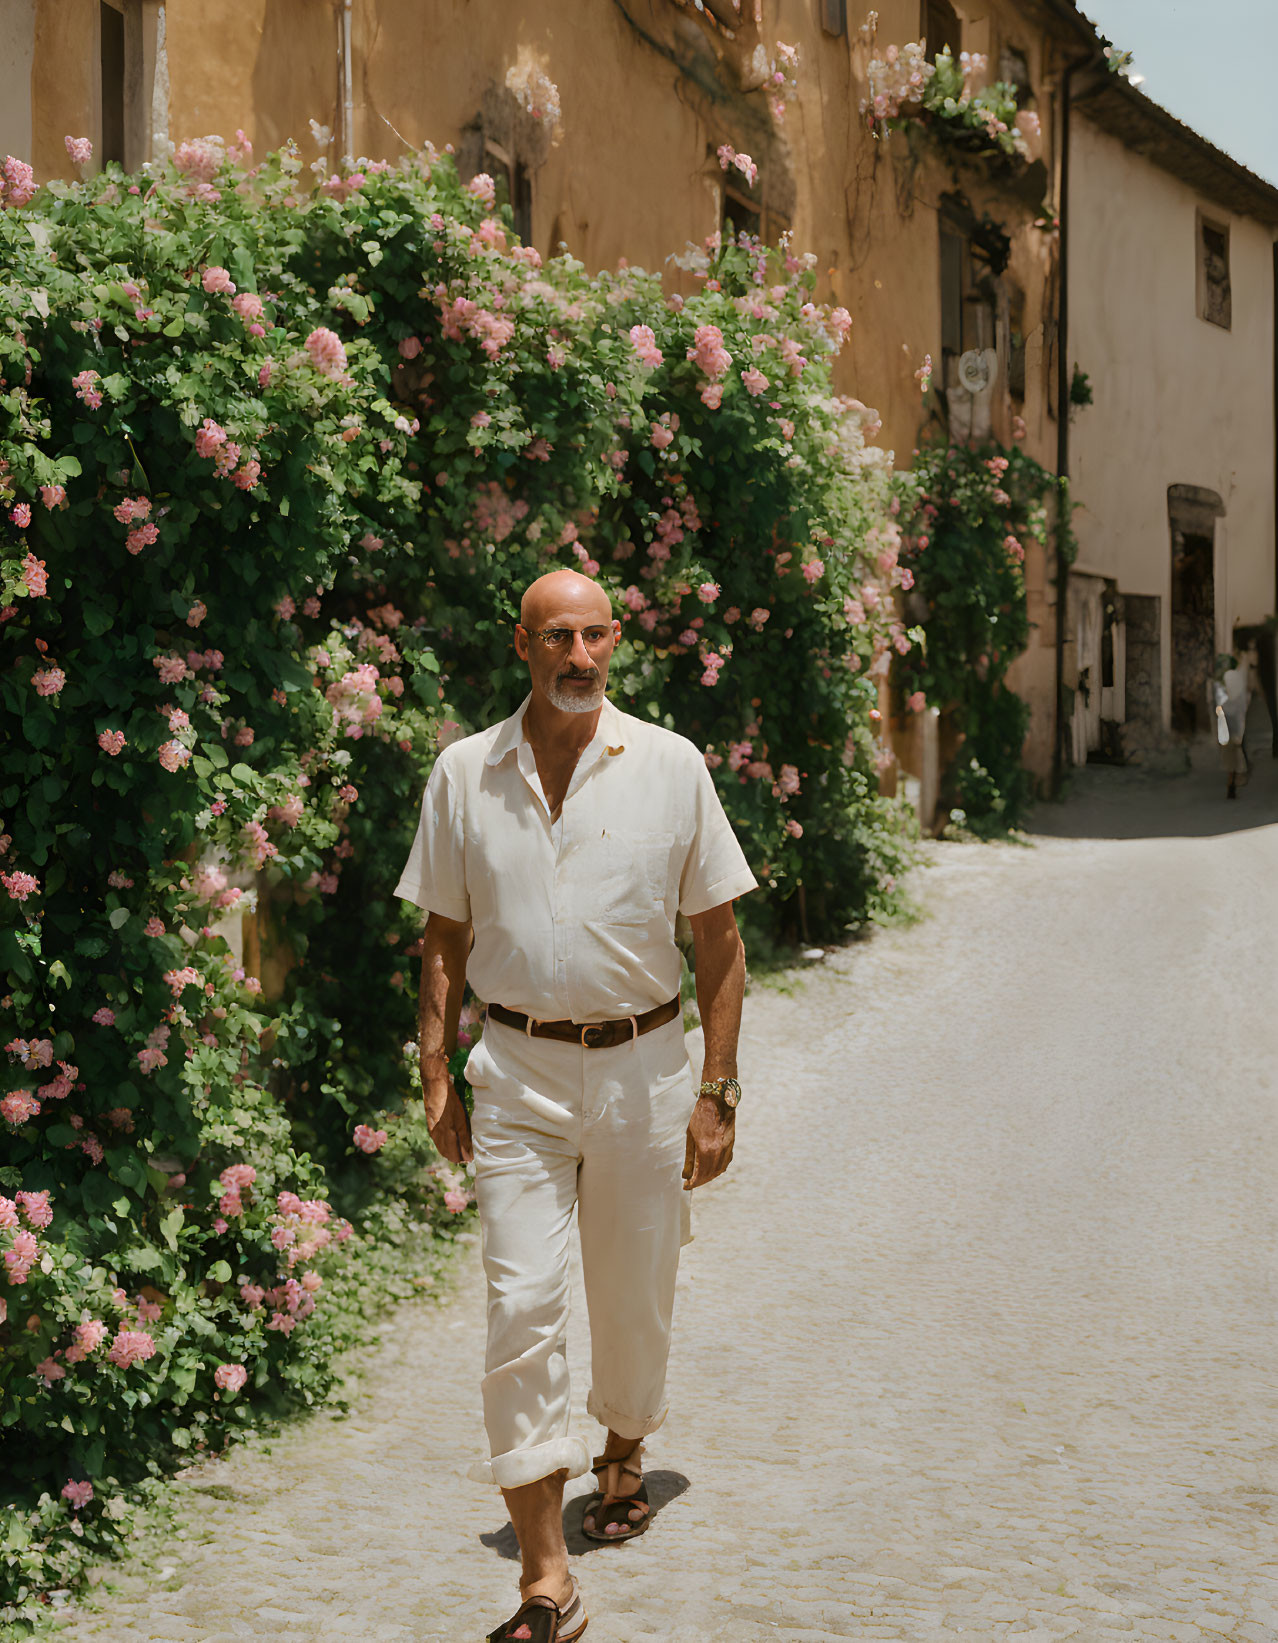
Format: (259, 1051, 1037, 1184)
(58, 777, 1278, 1640)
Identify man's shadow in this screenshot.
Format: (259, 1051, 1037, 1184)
(479, 1470, 690, 1559)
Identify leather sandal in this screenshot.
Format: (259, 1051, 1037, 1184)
(580, 1445, 650, 1543)
(486, 1576, 587, 1642)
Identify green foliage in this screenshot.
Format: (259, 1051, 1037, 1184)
(1069, 364, 1094, 408)
(897, 441, 1060, 832)
(0, 133, 916, 1621)
(917, 50, 1033, 164)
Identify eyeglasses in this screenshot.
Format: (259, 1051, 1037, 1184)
(524, 625, 615, 651)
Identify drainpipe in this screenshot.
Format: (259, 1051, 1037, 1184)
(341, 0, 354, 163)
(1051, 55, 1094, 798)
(1272, 240, 1278, 751)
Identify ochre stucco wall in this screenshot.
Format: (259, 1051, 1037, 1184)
(16, 0, 1088, 779)
(1070, 115, 1276, 728)
(30, 0, 99, 180)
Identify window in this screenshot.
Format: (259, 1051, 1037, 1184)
(940, 212, 997, 391)
(940, 227, 966, 367)
(1006, 283, 1026, 403)
(922, 0, 960, 62)
(100, 2, 126, 166)
(722, 186, 761, 241)
(1196, 213, 1231, 330)
(819, 0, 847, 35)
(484, 139, 533, 248)
(999, 44, 1033, 107)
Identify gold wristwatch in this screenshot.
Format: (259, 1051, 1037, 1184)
(699, 1076, 742, 1112)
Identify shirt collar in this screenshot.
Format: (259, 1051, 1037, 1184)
(483, 695, 628, 767)
(484, 696, 532, 766)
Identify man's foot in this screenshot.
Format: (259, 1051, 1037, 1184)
(488, 1575, 586, 1642)
(581, 1442, 650, 1541)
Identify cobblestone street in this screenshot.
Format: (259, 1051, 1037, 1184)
(59, 757, 1278, 1641)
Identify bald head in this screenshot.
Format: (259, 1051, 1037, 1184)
(519, 569, 613, 631)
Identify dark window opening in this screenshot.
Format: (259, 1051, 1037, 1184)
(485, 141, 533, 248)
(100, 2, 125, 166)
(923, 0, 960, 62)
(819, 0, 847, 36)
(940, 216, 997, 395)
(940, 227, 965, 367)
(1170, 529, 1216, 734)
(1007, 284, 1026, 402)
(723, 188, 762, 242)
(1199, 219, 1231, 329)
(999, 45, 1032, 106)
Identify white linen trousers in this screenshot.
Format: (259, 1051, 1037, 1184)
(465, 1013, 696, 1490)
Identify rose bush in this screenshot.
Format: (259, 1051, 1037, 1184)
(896, 440, 1064, 832)
(1, 133, 915, 1622)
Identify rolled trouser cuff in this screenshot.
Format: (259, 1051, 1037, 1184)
(468, 1434, 593, 1490)
(586, 1391, 670, 1442)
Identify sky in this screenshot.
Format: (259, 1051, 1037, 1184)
(1078, 0, 1278, 186)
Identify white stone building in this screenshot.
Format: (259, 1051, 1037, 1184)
(1066, 74, 1278, 763)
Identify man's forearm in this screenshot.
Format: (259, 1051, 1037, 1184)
(418, 914, 472, 1068)
(691, 915, 745, 1081)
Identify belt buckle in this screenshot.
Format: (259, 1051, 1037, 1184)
(581, 1022, 608, 1049)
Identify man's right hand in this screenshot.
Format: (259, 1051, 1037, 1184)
(424, 1066, 473, 1164)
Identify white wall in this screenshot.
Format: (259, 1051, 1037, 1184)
(1069, 115, 1275, 726)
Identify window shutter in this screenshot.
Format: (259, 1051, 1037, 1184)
(820, 0, 846, 37)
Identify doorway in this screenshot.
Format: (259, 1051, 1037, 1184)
(1167, 484, 1225, 737)
(1170, 532, 1214, 733)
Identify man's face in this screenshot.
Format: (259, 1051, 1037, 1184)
(515, 587, 620, 715)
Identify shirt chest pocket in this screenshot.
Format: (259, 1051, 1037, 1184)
(569, 827, 674, 926)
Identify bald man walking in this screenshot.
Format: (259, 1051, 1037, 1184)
(396, 571, 756, 1641)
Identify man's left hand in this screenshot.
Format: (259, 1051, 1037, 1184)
(682, 1094, 735, 1191)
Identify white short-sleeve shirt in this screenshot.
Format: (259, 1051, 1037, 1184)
(394, 696, 757, 1021)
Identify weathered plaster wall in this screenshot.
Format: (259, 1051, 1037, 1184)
(30, 0, 99, 179)
(1069, 114, 1276, 728)
(0, 0, 36, 163)
(15, 0, 1075, 778)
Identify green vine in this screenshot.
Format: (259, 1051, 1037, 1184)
(897, 440, 1064, 833)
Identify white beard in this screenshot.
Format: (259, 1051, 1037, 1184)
(546, 675, 605, 713)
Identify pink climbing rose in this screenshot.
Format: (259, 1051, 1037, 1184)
(1, 1090, 40, 1125)
(32, 666, 66, 696)
(72, 370, 102, 409)
(353, 1123, 388, 1154)
(305, 327, 347, 376)
(61, 1479, 94, 1510)
(105, 1328, 156, 1369)
(16, 1190, 52, 1227)
(628, 325, 664, 369)
(201, 266, 236, 295)
(214, 1363, 248, 1393)
(2, 156, 38, 208)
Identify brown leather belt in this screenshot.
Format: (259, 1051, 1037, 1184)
(487, 995, 681, 1049)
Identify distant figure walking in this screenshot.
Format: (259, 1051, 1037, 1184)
(1214, 651, 1253, 799)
